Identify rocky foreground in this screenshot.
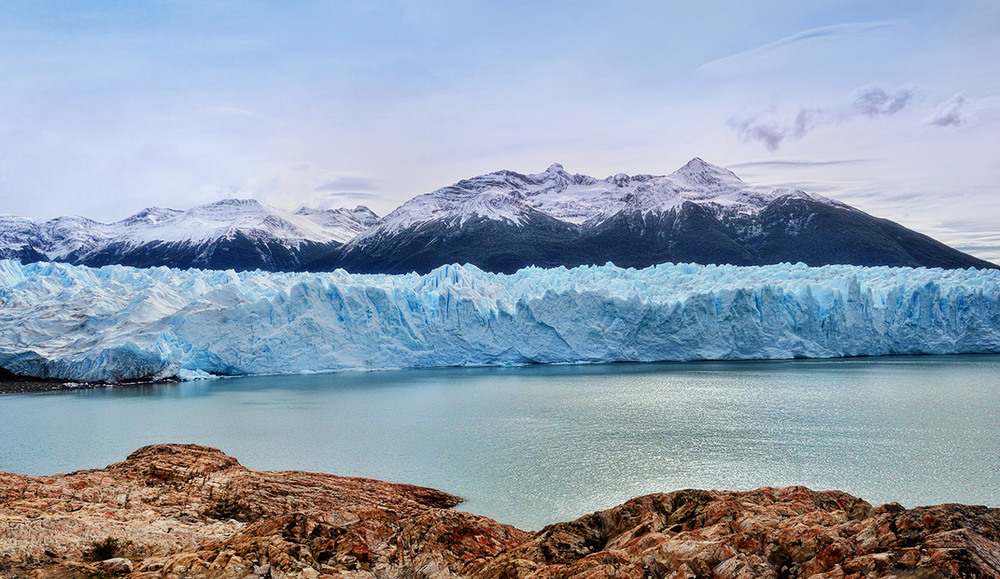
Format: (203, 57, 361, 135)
(2, 445, 999, 578)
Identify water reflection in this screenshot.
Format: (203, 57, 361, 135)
(2, 354, 998, 530)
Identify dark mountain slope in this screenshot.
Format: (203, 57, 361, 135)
(1, 159, 994, 273)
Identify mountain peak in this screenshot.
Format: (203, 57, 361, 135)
(671, 158, 742, 186)
(117, 207, 182, 227)
(3, 158, 995, 273)
(203, 198, 264, 209)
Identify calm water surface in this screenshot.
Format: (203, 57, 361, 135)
(2, 355, 999, 530)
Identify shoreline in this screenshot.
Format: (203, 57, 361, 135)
(0, 369, 176, 395)
(0, 377, 136, 395)
(0, 378, 88, 395)
(4, 351, 999, 396)
(1, 444, 998, 578)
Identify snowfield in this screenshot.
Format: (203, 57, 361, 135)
(1, 259, 998, 383)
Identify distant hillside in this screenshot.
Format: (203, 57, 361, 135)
(325, 158, 997, 273)
(1, 159, 994, 272)
(0, 201, 377, 271)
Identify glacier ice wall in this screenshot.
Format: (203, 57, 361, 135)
(1, 259, 998, 382)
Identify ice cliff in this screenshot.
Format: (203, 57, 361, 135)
(1, 259, 998, 383)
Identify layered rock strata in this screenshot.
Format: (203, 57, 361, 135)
(1, 444, 998, 578)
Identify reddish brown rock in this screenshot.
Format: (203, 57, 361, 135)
(2, 444, 999, 578)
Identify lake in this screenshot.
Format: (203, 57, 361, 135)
(2, 355, 998, 530)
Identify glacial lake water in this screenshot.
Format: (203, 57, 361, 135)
(2, 354, 999, 530)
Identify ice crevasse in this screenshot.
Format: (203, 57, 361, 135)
(0, 259, 998, 383)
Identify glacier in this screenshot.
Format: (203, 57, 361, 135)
(1, 259, 998, 383)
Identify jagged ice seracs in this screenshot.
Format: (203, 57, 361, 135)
(0, 259, 998, 383)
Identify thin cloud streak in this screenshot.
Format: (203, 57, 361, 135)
(698, 21, 896, 75)
(729, 159, 871, 169)
(317, 192, 380, 201)
(314, 176, 383, 193)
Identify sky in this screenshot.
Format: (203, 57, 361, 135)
(1, 1, 999, 262)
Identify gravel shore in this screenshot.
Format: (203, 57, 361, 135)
(0, 378, 93, 395)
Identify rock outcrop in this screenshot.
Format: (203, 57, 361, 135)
(2, 444, 998, 578)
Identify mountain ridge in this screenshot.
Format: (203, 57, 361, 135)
(1, 159, 995, 272)
(330, 158, 994, 273)
(0, 200, 378, 271)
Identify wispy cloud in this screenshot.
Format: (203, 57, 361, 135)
(316, 191, 380, 201)
(728, 85, 914, 151)
(247, 166, 386, 212)
(851, 86, 913, 116)
(727, 107, 831, 151)
(314, 176, 382, 193)
(928, 229, 1000, 265)
(727, 116, 787, 152)
(730, 107, 831, 151)
(699, 21, 896, 75)
(927, 95, 968, 127)
(728, 159, 870, 170)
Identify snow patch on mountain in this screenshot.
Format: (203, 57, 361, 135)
(0, 216, 41, 252)
(353, 158, 842, 242)
(0, 200, 380, 264)
(1, 159, 851, 264)
(117, 207, 184, 228)
(294, 206, 379, 240)
(1, 260, 997, 383)
(119, 199, 353, 245)
(0, 215, 115, 259)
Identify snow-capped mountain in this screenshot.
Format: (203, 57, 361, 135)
(0, 200, 378, 271)
(354, 158, 833, 238)
(0, 215, 116, 263)
(1, 159, 994, 273)
(292, 206, 379, 241)
(330, 159, 995, 273)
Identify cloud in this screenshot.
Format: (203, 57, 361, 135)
(316, 191, 380, 200)
(729, 84, 913, 151)
(764, 182, 850, 194)
(793, 108, 824, 135)
(927, 95, 968, 127)
(928, 228, 1000, 265)
(851, 86, 913, 116)
(247, 167, 386, 212)
(699, 21, 896, 76)
(314, 175, 382, 193)
(728, 159, 870, 169)
(727, 106, 827, 151)
(727, 117, 786, 151)
(215, 186, 254, 200)
(836, 190, 927, 203)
